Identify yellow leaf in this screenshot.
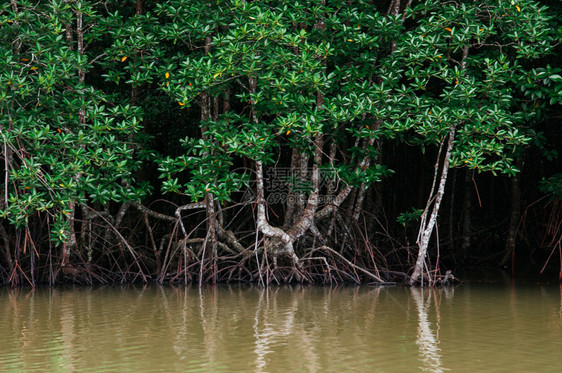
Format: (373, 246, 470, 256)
(121, 56, 127, 62)
(166, 82, 169, 87)
(213, 71, 222, 78)
(21, 58, 30, 62)
(30, 66, 38, 71)
(165, 72, 170, 79)
(445, 27, 452, 32)
(347, 39, 353, 42)
(366, 125, 370, 129)
(286, 130, 291, 135)
(515, 5, 520, 12)
(178, 102, 185, 106)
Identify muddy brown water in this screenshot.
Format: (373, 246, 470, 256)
(0, 283, 561, 372)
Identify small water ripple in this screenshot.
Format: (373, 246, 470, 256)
(0, 284, 560, 372)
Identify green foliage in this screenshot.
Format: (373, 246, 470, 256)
(397, 208, 424, 227)
(155, 0, 406, 202)
(376, 0, 556, 176)
(539, 174, 562, 200)
(0, 0, 558, 249)
(0, 0, 149, 243)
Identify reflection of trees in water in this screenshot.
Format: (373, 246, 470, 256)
(252, 287, 320, 373)
(200, 286, 220, 369)
(410, 288, 448, 373)
(0, 285, 417, 372)
(0, 285, 471, 372)
(0, 288, 63, 370)
(249, 286, 394, 372)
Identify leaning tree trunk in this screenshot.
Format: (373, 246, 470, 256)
(410, 45, 469, 286)
(410, 125, 456, 286)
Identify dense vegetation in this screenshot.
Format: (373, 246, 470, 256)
(1, 0, 560, 286)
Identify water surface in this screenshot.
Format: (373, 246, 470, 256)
(0, 283, 561, 372)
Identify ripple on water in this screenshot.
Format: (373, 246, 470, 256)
(0, 284, 561, 372)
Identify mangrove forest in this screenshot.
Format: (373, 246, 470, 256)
(0, 0, 561, 287)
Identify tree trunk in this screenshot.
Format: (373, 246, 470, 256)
(447, 168, 457, 252)
(461, 169, 472, 261)
(283, 148, 300, 228)
(286, 133, 323, 241)
(410, 45, 469, 286)
(0, 222, 13, 271)
(410, 126, 456, 285)
(63, 7, 86, 268)
(500, 157, 523, 267)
